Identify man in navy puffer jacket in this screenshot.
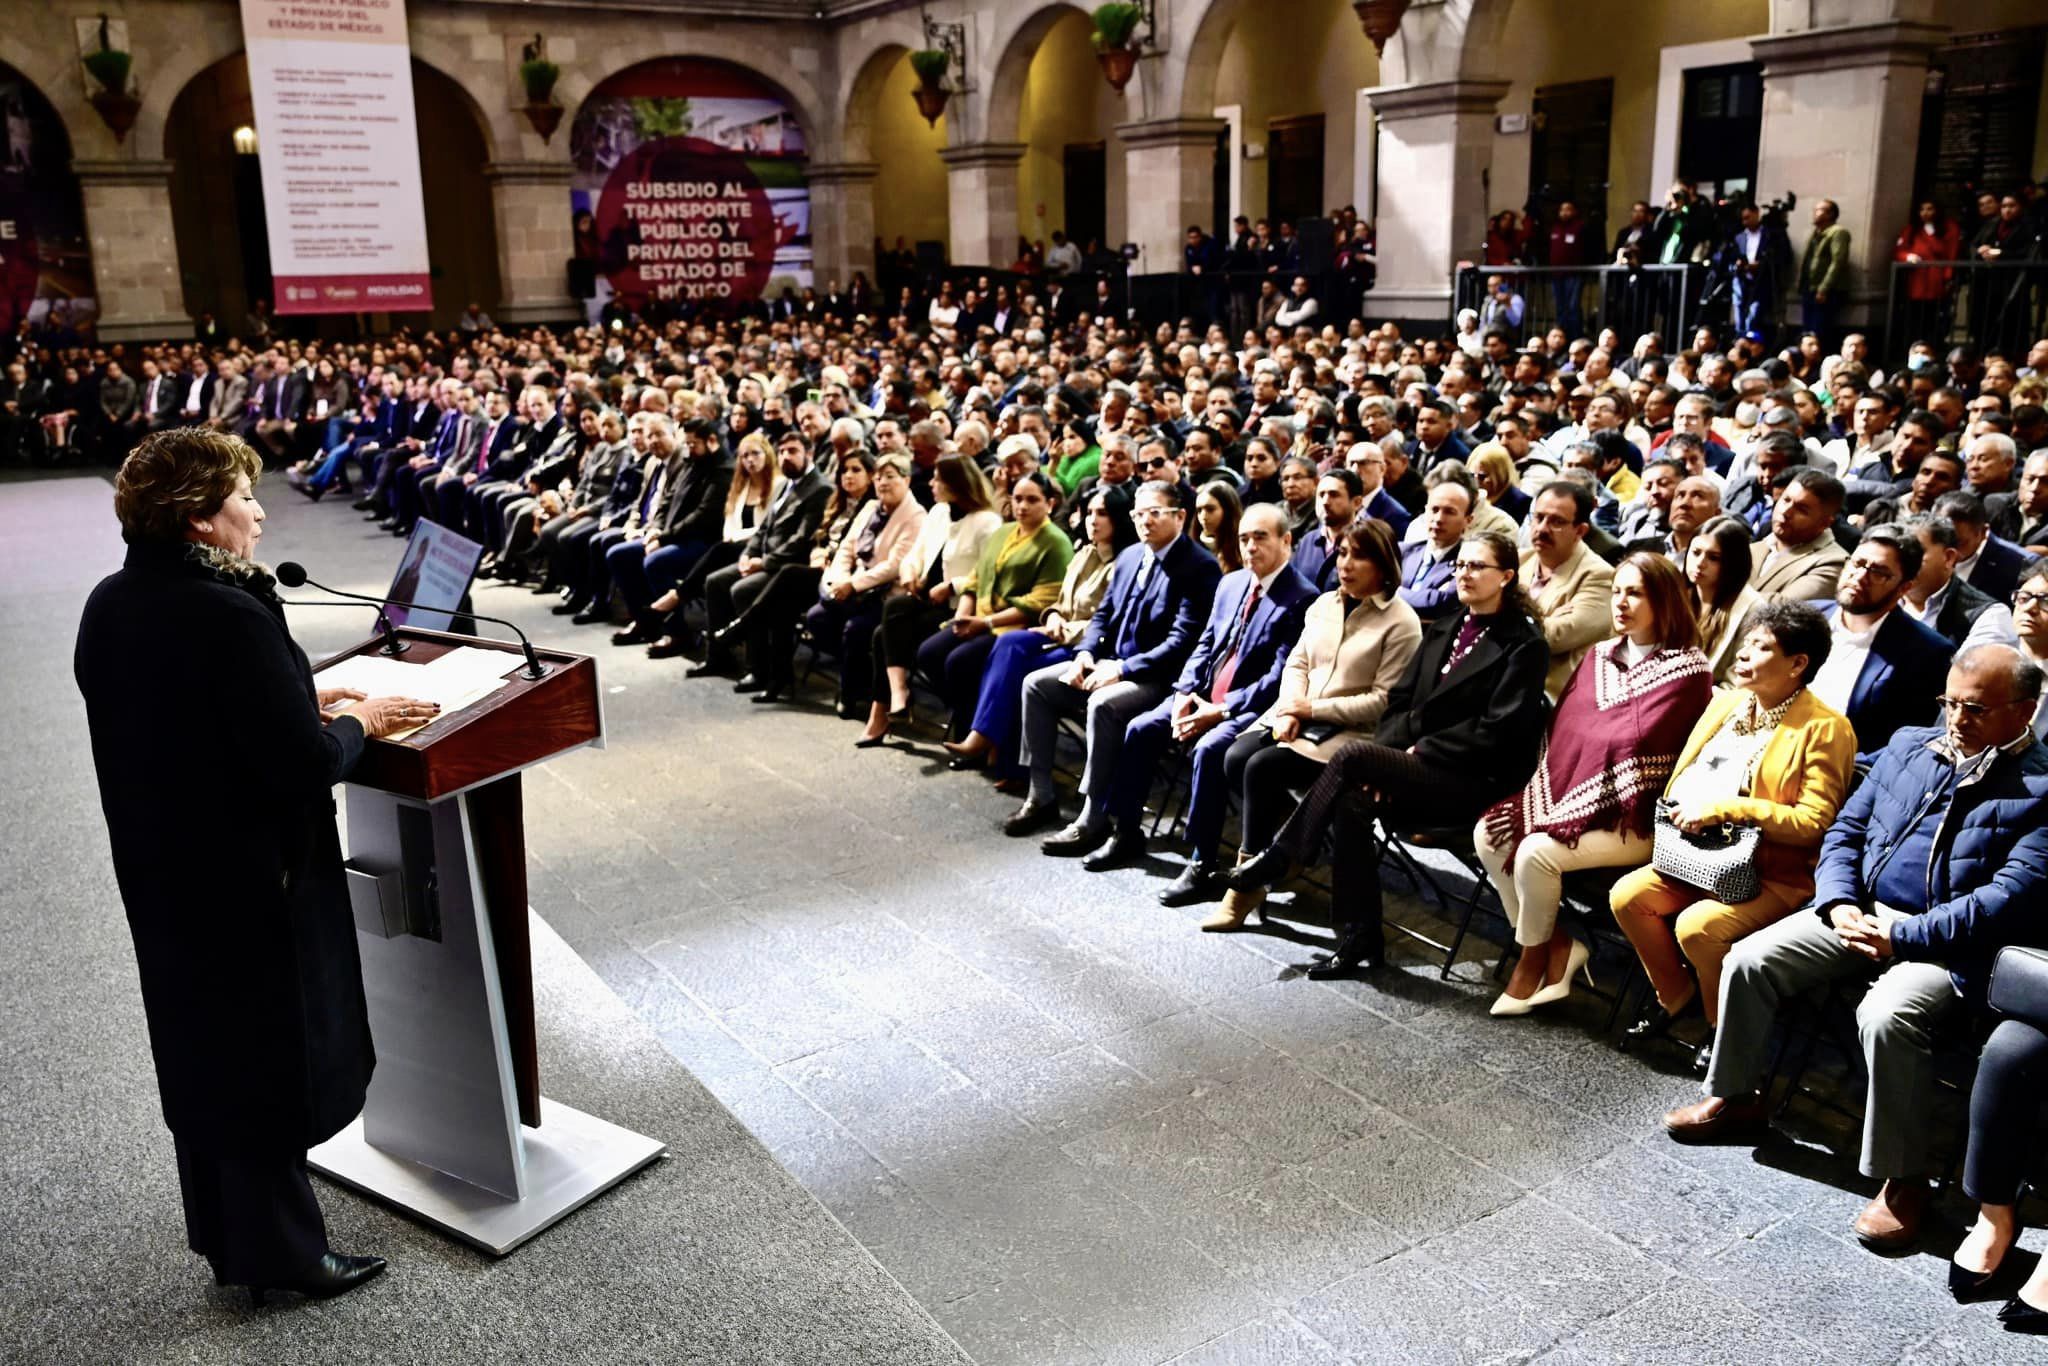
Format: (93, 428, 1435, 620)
(1661, 643, 2048, 1253)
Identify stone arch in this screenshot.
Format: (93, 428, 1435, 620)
(982, 2, 1116, 145)
(0, 40, 91, 159)
(562, 43, 827, 159)
(842, 41, 912, 165)
(402, 30, 512, 161)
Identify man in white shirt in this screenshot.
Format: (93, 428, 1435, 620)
(1898, 513, 2016, 651)
(180, 356, 212, 422)
(1808, 524, 1953, 754)
(1044, 230, 1083, 277)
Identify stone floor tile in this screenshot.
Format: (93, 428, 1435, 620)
(1061, 1100, 1284, 1217)
(1406, 1079, 1629, 1188)
(1098, 1008, 1281, 1094)
(932, 1281, 1104, 1366)
(1032, 962, 1194, 1040)
(1296, 1026, 1497, 1118)
(972, 1043, 1179, 1140)
(1303, 1121, 1522, 1242)
(1290, 1247, 1557, 1364)
(1541, 1142, 1783, 1272)
(1195, 1059, 1383, 1161)
(1697, 1218, 1958, 1364)
(1163, 1312, 1348, 1365)
(1420, 1194, 1674, 1333)
(1168, 1167, 1407, 1305)
(1538, 1280, 1827, 1365)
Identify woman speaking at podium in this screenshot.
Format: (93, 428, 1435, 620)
(75, 429, 436, 1306)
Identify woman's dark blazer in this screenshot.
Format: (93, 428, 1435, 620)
(1375, 606, 1551, 799)
(75, 540, 374, 1153)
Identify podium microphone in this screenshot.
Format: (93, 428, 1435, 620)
(276, 560, 552, 680)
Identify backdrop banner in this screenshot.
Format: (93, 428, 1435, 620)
(240, 0, 433, 315)
(570, 59, 811, 313)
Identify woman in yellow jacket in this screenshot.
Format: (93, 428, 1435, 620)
(1609, 600, 1857, 1069)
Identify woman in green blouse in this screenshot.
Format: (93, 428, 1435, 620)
(912, 471, 1074, 745)
(942, 486, 1135, 782)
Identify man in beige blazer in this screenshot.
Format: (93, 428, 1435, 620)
(1519, 482, 1615, 698)
(1750, 468, 1849, 603)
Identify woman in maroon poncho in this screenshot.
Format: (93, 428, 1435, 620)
(1475, 553, 1714, 1016)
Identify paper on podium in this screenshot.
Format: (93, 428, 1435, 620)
(318, 646, 522, 740)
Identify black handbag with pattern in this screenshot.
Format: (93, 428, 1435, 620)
(1651, 801, 1762, 904)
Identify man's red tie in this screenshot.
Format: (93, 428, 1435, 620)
(1209, 582, 1261, 703)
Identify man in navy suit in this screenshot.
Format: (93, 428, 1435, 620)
(1809, 524, 1952, 762)
(1398, 477, 1472, 620)
(1405, 398, 1471, 476)
(1010, 480, 1222, 850)
(1938, 491, 2031, 604)
(1093, 504, 1316, 892)
(1292, 468, 1362, 593)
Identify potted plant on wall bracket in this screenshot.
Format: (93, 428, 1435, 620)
(908, 48, 951, 128)
(82, 17, 139, 143)
(518, 40, 564, 144)
(1351, 0, 1411, 56)
(1091, 3, 1144, 93)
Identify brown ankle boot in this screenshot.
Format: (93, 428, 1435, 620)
(1201, 887, 1266, 932)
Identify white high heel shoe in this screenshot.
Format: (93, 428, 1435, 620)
(1494, 940, 1593, 1015)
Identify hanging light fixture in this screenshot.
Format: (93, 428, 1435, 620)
(1352, 0, 1410, 56)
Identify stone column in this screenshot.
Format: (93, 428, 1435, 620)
(938, 142, 1024, 268)
(1115, 117, 1226, 279)
(1750, 18, 1947, 329)
(1361, 79, 1510, 325)
(806, 161, 879, 289)
(483, 161, 578, 325)
(74, 159, 189, 342)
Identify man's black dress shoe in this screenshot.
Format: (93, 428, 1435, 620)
(1158, 860, 1225, 907)
(551, 599, 587, 616)
(570, 608, 608, 626)
(1002, 800, 1061, 838)
(683, 659, 729, 679)
(732, 675, 765, 694)
(612, 623, 660, 646)
(1041, 822, 1109, 857)
(1304, 933, 1383, 980)
(750, 686, 788, 704)
(646, 637, 689, 659)
(1081, 828, 1146, 871)
(351, 498, 377, 512)
(243, 1252, 387, 1307)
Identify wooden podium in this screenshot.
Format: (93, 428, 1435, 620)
(307, 626, 664, 1256)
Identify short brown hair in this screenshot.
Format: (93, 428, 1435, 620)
(114, 428, 263, 545)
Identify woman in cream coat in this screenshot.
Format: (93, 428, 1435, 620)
(869, 455, 1001, 722)
(803, 455, 926, 716)
(1210, 518, 1424, 929)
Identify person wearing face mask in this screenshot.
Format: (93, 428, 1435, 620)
(76, 430, 437, 1306)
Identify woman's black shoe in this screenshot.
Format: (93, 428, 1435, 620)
(2002, 1297, 2048, 1332)
(244, 1252, 387, 1307)
(1623, 991, 1702, 1045)
(947, 752, 986, 772)
(1223, 845, 1291, 892)
(645, 637, 689, 659)
(570, 608, 608, 626)
(1951, 1255, 2017, 1303)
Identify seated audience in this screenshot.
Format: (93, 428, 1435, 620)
(1934, 490, 2029, 603)
(859, 455, 1001, 734)
(618, 430, 778, 646)
(1610, 602, 1855, 1069)
(1686, 514, 1764, 684)
(1898, 513, 2016, 650)
(1521, 481, 1617, 697)
(898, 471, 1072, 747)
(1398, 474, 1472, 621)
(1750, 468, 1850, 602)
(682, 427, 833, 674)
(802, 454, 925, 719)
(1094, 503, 1315, 887)
(943, 490, 1134, 782)
(717, 452, 875, 698)
(1006, 480, 1220, 848)
(1808, 523, 1951, 757)
(1210, 519, 1423, 929)
(1664, 645, 2048, 1255)
(1478, 553, 1712, 1014)
(1292, 468, 1362, 592)
(1224, 530, 1551, 977)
